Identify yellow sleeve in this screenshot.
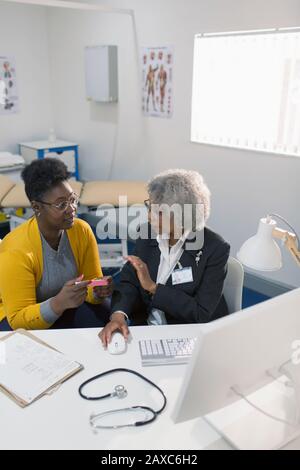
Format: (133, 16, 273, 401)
(80, 223, 104, 305)
(0, 250, 51, 330)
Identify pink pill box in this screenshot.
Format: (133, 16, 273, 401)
(89, 278, 109, 287)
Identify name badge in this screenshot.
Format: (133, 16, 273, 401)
(172, 267, 193, 285)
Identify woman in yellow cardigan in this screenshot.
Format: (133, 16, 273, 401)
(0, 158, 112, 330)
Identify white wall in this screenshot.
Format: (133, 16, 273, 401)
(0, 2, 53, 153)
(47, 4, 146, 181)
(1, 0, 300, 288)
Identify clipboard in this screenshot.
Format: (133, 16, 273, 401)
(0, 329, 83, 407)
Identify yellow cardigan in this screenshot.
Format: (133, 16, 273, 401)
(0, 217, 103, 330)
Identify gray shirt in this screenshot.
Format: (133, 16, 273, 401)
(36, 231, 78, 325)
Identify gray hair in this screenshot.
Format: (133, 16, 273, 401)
(147, 169, 211, 231)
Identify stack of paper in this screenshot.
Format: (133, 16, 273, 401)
(0, 152, 25, 168)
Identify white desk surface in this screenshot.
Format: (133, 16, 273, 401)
(1, 324, 299, 451)
(0, 324, 229, 451)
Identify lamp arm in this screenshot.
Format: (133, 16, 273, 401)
(273, 228, 300, 267)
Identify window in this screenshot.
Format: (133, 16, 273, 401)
(191, 30, 300, 157)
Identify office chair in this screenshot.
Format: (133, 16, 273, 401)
(223, 256, 244, 314)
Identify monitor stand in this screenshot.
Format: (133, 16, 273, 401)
(205, 365, 300, 450)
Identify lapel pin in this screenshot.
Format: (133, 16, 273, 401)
(195, 250, 203, 266)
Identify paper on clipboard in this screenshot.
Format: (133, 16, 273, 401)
(0, 329, 83, 407)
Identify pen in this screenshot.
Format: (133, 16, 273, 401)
(75, 268, 123, 285)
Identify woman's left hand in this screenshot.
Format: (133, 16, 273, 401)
(125, 256, 157, 294)
(93, 276, 114, 299)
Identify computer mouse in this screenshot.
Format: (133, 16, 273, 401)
(107, 331, 127, 355)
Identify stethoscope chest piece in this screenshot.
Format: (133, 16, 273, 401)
(112, 384, 127, 399)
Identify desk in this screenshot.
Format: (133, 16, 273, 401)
(0, 324, 228, 450)
(1, 324, 299, 450)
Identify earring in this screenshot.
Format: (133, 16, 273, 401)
(36, 211, 41, 217)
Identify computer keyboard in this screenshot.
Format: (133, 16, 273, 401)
(139, 337, 197, 366)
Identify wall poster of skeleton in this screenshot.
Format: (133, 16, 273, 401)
(0, 57, 19, 115)
(142, 46, 173, 118)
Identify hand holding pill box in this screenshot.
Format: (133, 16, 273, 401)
(89, 277, 110, 287)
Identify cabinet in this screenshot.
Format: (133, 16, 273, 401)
(19, 140, 79, 180)
(84, 45, 118, 102)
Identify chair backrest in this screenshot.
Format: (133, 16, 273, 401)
(223, 256, 244, 314)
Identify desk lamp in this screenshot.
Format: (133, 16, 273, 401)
(237, 214, 300, 271)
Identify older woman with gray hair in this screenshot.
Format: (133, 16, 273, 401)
(99, 169, 230, 346)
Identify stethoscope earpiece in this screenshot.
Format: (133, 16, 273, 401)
(89, 406, 157, 430)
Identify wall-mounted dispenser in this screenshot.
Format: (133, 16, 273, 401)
(84, 45, 118, 103)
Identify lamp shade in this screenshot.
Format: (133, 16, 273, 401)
(237, 217, 282, 271)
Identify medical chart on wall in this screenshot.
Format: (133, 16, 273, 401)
(0, 57, 19, 115)
(142, 46, 173, 118)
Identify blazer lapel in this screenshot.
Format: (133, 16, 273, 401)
(147, 238, 161, 283)
(146, 229, 205, 286)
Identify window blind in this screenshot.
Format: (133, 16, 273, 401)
(191, 30, 300, 157)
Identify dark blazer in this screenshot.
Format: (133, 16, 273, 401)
(112, 225, 230, 325)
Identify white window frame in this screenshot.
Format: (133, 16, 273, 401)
(191, 28, 300, 158)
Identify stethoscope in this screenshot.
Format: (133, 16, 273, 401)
(78, 368, 167, 430)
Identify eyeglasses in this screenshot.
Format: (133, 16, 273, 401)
(36, 193, 79, 212)
(144, 199, 165, 217)
(144, 199, 151, 211)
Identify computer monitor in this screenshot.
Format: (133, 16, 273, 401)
(172, 287, 300, 450)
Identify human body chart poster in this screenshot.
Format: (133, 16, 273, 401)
(0, 57, 19, 115)
(142, 46, 173, 118)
